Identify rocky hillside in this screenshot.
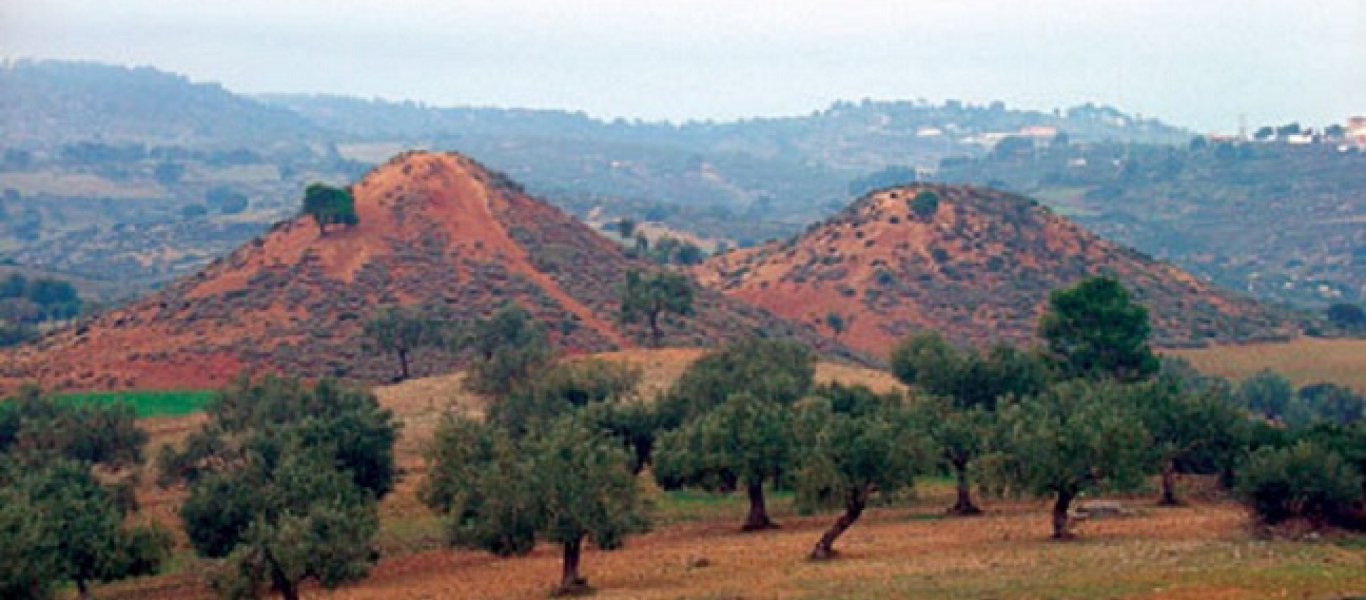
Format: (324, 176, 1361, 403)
(696, 185, 1294, 358)
(0, 152, 840, 391)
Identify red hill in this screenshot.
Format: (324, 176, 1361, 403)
(1, 152, 838, 391)
(696, 185, 1293, 358)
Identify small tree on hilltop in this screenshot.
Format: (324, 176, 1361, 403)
(792, 396, 928, 560)
(910, 190, 940, 220)
(363, 305, 442, 382)
(655, 393, 792, 531)
(992, 380, 1150, 539)
(619, 269, 693, 347)
(422, 414, 647, 596)
(1039, 276, 1158, 382)
(302, 183, 358, 236)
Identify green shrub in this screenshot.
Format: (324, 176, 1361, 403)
(910, 190, 940, 219)
(1237, 441, 1361, 527)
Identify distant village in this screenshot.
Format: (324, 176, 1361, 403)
(1205, 116, 1366, 152)
(916, 115, 1366, 153)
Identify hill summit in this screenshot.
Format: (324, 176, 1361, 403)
(1, 152, 837, 390)
(696, 185, 1293, 357)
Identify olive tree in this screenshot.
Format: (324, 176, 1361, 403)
(455, 303, 554, 397)
(0, 460, 170, 600)
(654, 393, 792, 531)
(658, 338, 814, 427)
(1138, 376, 1248, 506)
(792, 397, 928, 560)
(422, 414, 647, 596)
(994, 380, 1151, 539)
(159, 376, 398, 600)
(488, 358, 641, 438)
(0, 391, 168, 600)
(891, 333, 1049, 514)
(363, 305, 442, 381)
(619, 269, 693, 347)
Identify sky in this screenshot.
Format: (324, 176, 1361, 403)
(1, 0, 1362, 132)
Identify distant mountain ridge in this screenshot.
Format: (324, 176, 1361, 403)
(0, 59, 319, 147)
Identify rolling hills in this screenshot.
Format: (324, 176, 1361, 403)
(696, 185, 1295, 357)
(0, 151, 840, 391)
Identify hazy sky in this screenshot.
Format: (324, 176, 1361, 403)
(2, 0, 1362, 131)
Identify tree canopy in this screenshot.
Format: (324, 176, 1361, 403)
(654, 392, 793, 530)
(302, 183, 358, 235)
(992, 379, 1151, 538)
(455, 303, 554, 397)
(422, 414, 647, 595)
(792, 395, 927, 559)
(0, 391, 168, 600)
(363, 305, 443, 381)
(658, 338, 815, 429)
(159, 376, 398, 600)
(1038, 276, 1158, 382)
(619, 269, 694, 347)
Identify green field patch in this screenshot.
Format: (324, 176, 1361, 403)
(54, 389, 217, 418)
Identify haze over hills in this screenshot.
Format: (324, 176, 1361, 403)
(0, 60, 318, 148)
(696, 185, 1295, 357)
(0, 152, 843, 390)
(0, 59, 1358, 313)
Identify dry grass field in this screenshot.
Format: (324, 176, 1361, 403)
(92, 348, 1365, 599)
(1170, 338, 1366, 392)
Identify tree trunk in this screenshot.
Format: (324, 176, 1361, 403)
(948, 461, 982, 515)
(75, 578, 90, 600)
(1052, 489, 1075, 540)
(554, 537, 589, 596)
(810, 488, 867, 560)
(397, 348, 411, 381)
(269, 559, 300, 600)
(742, 482, 777, 531)
(647, 310, 661, 348)
(1158, 460, 1181, 506)
(316, 218, 327, 237)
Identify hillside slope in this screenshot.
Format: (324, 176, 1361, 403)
(0, 152, 839, 391)
(696, 185, 1294, 357)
